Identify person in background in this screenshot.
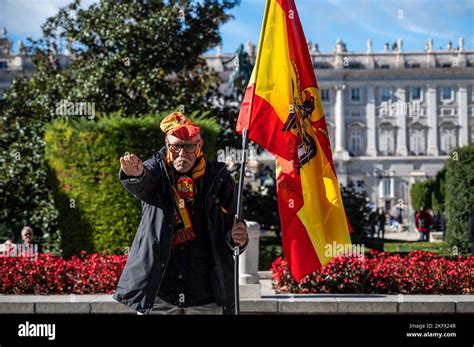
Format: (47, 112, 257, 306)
(377, 208, 386, 239)
(395, 206, 403, 224)
(20, 226, 42, 255)
(21, 226, 34, 244)
(415, 206, 433, 241)
(468, 209, 474, 255)
(368, 208, 377, 238)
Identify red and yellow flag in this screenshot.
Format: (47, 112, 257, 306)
(236, 0, 351, 280)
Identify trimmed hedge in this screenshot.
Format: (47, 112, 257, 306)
(410, 178, 434, 211)
(445, 144, 474, 254)
(45, 111, 220, 257)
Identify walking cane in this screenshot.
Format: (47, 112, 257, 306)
(234, 128, 249, 315)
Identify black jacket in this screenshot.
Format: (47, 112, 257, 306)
(468, 212, 474, 243)
(112, 148, 247, 314)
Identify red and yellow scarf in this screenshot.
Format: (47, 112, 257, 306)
(166, 148, 206, 248)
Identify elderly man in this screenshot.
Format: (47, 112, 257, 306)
(21, 226, 34, 244)
(113, 112, 248, 315)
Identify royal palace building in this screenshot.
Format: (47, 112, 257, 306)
(206, 38, 474, 227)
(2, 26, 473, 227)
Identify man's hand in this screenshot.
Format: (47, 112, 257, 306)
(120, 153, 144, 177)
(231, 216, 248, 247)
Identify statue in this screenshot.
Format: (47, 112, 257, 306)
(17, 40, 25, 55)
(226, 44, 253, 101)
(427, 39, 433, 52)
(313, 43, 319, 53)
(397, 38, 403, 52)
(246, 40, 255, 57)
(458, 37, 464, 51)
(367, 39, 373, 53)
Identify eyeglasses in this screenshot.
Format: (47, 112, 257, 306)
(167, 143, 199, 154)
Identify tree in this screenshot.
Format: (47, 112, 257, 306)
(23, 0, 240, 116)
(410, 179, 434, 211)
(431, 168, 446, 213)
(0, 0, 240, 252)
(0, 78, 60, 253)
(242, 182, 280, 236)
(445, 144, 474, 254)
(340, 180, 371, 238)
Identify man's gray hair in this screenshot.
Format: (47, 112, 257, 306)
(21, 226, 33, 236)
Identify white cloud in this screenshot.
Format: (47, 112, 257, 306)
(0, 0, 96, 38)
(374, 0, 468, 40)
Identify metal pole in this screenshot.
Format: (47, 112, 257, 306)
(232, 0, 270, 316)
(234, 128, 249, 315)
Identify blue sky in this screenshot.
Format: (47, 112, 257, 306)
(1, 0, 473, 54)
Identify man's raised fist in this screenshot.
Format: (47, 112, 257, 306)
(120, 153, 144, 177)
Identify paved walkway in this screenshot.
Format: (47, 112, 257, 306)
(0, 294, 472, 314)
(383, 229, 420, 241)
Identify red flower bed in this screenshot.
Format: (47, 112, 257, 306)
(0, 251, 126, 294)
(271, 251, 474, 294)
(2, 250, 472, 295)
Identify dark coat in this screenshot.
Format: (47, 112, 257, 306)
(112, 148, 247, 314)
(415, 210, 433, 233)
(468, 213, 474, 243)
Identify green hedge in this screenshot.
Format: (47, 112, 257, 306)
(410, 179, 434, 211)
(445, 144, 474, 254)
(45, 111, 220, 257)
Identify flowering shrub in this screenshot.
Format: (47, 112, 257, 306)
(0, 252, 126, 294)
(271, 251, 474, 294)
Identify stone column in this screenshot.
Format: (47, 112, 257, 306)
(426, 85, 439, 156)
(366, 87, 377, 156)
(396, 87, 408, 156)
(378, 179, 384, 198)
(458, 86, 468, 147)
(334, 84, 346, 155)
(239, 221, 261, 298)
(390, 177, 395, 199)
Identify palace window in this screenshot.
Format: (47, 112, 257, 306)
(440, 127, 457, 154)
(321, 89, 330, 101)
(351, 88, 361, 102)
(349, 129, 364, 155)
(381, 88, 392, 102)
(441, 86, 454, 101)
(378, 128, 395, 155)
(383, 178, 392, 197)
(409, 127, 426, 155)
(410, 87, 422, 101)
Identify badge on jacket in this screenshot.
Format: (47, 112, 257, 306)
(176, 176, 195, 202)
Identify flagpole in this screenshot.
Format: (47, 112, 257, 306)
(234, 128, 248, 315)
(233, 0, 271, 315)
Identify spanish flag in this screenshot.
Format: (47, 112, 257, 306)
(236, 0, 351, 280)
